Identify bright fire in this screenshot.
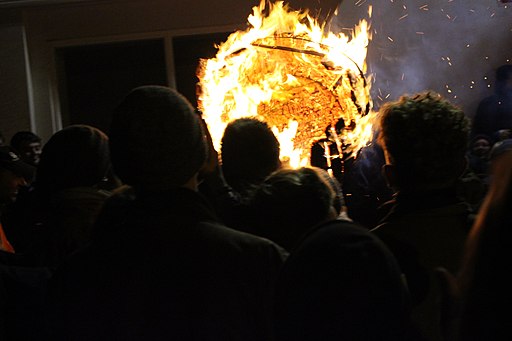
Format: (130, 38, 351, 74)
(197, 0, 374, 168)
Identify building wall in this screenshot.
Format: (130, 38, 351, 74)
(0, 10, 31, 143)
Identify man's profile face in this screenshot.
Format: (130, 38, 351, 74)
(19, 141, 42, 166)
(0, 168, 27, 204)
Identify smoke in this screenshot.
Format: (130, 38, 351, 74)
(330, 0, 512, 116)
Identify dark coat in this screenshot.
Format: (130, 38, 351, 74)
(47, 187, 287, 341)
(472, 92, 512, 138)
(372, 189, 473, 341)
(274, 219, 419, 341)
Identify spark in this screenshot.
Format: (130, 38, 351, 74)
(399, 14, 408, 20)
(387, 36, 394, 42)
(416, 31, 424, 35)
(403, 5, 407, 10)
(377, 96, 383, 101)
(491, 12, 496, 17)
(469, 9, 475, 13)
(401, 73, 405, 81)
(419, 4, 428, 10)
(385, 93, 390, 99)
(466, 44, 470, 48)
(355, 0, 366, 6)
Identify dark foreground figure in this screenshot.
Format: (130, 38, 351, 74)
(46, 86, 286, 340)
(274, 218, 421, 341)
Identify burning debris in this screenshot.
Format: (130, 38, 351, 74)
(197, 0, 375, 167)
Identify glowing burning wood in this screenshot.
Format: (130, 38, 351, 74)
(197, 0, 374, 168)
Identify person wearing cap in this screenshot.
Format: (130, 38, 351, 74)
(46, 86, 287, 341)
(0, 146, 34, 253)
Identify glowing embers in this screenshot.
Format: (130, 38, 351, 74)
(197, 0, 374, 167)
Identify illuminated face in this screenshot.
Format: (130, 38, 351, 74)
(0, 167, 27, 204)
(19, 141, 42, 166)
(472, 138, 491, 157)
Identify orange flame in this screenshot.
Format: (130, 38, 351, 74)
(197, 0, 374, 168)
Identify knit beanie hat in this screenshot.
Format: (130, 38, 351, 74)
(109, 86, 207, 190)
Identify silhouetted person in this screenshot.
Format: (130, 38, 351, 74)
(46, 86, 286, 341)
(2, 125, 114, 267)
(456, 134, 491, 212)
(274, 218, 419, 340)
(371, 91, 472, 341)
(472, 64, 512, 140)
(311, 120, 393, 228)
(0, 147, 50, 340)
(456, 141, 512, 341)
(221, 117, 281, 195)
(437, 141, 512, 341)
(0, 147, 33, 254)
(202, 117, 281, 232)
(310, 118, 346, 185)
(250, 166, 339, 251)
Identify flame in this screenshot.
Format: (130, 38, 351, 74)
(197, 0, 374, 168)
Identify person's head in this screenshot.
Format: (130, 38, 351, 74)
(0, 146, 34, 204)
(378, 91, 470, 193)
(470, 134, 492, 158)
(495, 64, 512, 95)
(251, 166, 337, 250)
(10, 131, 42, 167)
(34, 125, 111, 193)
(221, 117, 280, 192)
(109, 86, 207, 192)
(490, 138, 512, 164)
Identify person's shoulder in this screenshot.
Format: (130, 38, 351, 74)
(295, 218, 377, 252)
(200, 220, 288, 260)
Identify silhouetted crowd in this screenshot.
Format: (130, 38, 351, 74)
(0, 64, 511, 340)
